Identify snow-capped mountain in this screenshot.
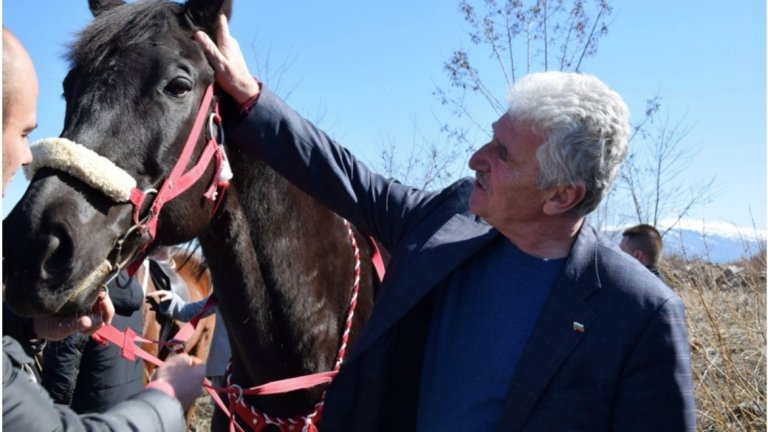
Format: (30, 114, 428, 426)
(602, 219, 766, 264)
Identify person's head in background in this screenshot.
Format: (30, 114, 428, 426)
(620, 223, 663, 269)
(2, 27, 37, 196)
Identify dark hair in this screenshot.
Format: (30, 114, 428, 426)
(622, 224, 663, 266)
(68, 1, 182, 73)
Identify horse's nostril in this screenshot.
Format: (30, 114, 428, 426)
(41, 224, 74, 280)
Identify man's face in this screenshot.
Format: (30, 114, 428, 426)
(2, 69, 37, 195)
(468, 114, 548, 231)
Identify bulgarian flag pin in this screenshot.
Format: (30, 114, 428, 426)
(573, 321, 585, 333)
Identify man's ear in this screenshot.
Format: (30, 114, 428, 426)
(185, 0, 232, 32)
(542, 183, 586, 216)
(633, 250, 645, 261)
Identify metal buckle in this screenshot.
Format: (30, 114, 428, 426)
(167, 338, 187, 354)
(207, 112, 225, 146)
(230, 384, 244, 404)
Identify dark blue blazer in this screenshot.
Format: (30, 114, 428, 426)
(230, 89, 697, 431)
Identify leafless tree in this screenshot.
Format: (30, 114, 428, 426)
(380, 125, 462, 190)
(247, 37, 331, 126)
(614, 104, 718, 236)
(429, 0, 716, 233)
(435, 0, 613, 122)
(429, 0, 614, 187)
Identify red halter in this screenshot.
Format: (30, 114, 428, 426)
(129, 84, 227, 238)
(124, 84, 228, 274)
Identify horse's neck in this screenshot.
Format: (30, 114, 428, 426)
(198, 189, 276, 383)
(200, 153, 377, 420)
(199, 159, 346, 382)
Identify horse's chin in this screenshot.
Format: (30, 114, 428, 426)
(4, 260, 113, 318)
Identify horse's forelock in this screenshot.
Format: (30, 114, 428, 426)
(68, 1, 186, 72)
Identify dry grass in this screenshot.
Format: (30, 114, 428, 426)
(664, 251, 766, 431)
(190, 392, 213, 432)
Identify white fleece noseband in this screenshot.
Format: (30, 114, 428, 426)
(24, 138, 137, 202)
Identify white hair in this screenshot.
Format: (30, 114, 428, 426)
(507, 71, 630, 217)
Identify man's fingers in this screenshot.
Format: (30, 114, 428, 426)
(76, 314, 103, 335)
(216, 14, 229, 44)
(194, 31, 221, 65)
(151, 291, 172, 302)
(96, 290, 115, 326)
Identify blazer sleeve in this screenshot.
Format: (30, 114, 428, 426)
(176, 295, 216, 322)
(611, 296, 697, 431)
(227, 88, 452, 252)
(157, 293, 215, 322)
(4, 336, 185, 432)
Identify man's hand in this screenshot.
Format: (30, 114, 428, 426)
(145, 290, 174, 314)
(93, 288, 115, 327)
(33, 314, 101, 341)
(194, 14, 260, 105)
(32, 289, 115, 340)
(145, 290, 174, 304)
(148, 353, 206, 411)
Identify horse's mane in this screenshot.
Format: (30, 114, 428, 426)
(67, 1, 184, 72)
(170, 243, 210, 280)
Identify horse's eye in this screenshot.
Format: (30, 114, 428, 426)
(164, 78, 192, 98)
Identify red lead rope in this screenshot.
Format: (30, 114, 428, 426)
(95, 223, 386, 432)
(219, 220, 365, 432)
(93, 295, 240, 430)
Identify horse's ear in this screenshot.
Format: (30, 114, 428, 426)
(88, 0, 125, 17)
(185, 0, 233, 31)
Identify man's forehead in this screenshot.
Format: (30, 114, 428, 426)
(492, 114, 521, 134)
(491, 115, 508, 132)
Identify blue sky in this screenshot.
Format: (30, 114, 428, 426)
(3, 1, 765, 230)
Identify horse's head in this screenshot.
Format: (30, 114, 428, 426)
(3, 0, 233, 317)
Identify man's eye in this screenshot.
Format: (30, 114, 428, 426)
(496, 143, 508, 161)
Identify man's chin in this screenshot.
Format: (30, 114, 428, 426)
(468, 191, 486, 217)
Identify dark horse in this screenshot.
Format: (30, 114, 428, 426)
(3, 0, 376, 429)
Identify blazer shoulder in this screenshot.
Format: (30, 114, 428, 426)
(593, 233, 682, 310)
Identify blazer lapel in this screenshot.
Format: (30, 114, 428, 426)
(496, 226, 602, 431)
(346, 213, 498, 364)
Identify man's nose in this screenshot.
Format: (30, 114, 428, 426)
(468, 143, 489, 171)
(22, 143, 33, 165)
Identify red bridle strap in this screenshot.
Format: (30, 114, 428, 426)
(93, 322, 241, 431)
(129, 84, 223, 240)
(169, 294, 218, 345)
